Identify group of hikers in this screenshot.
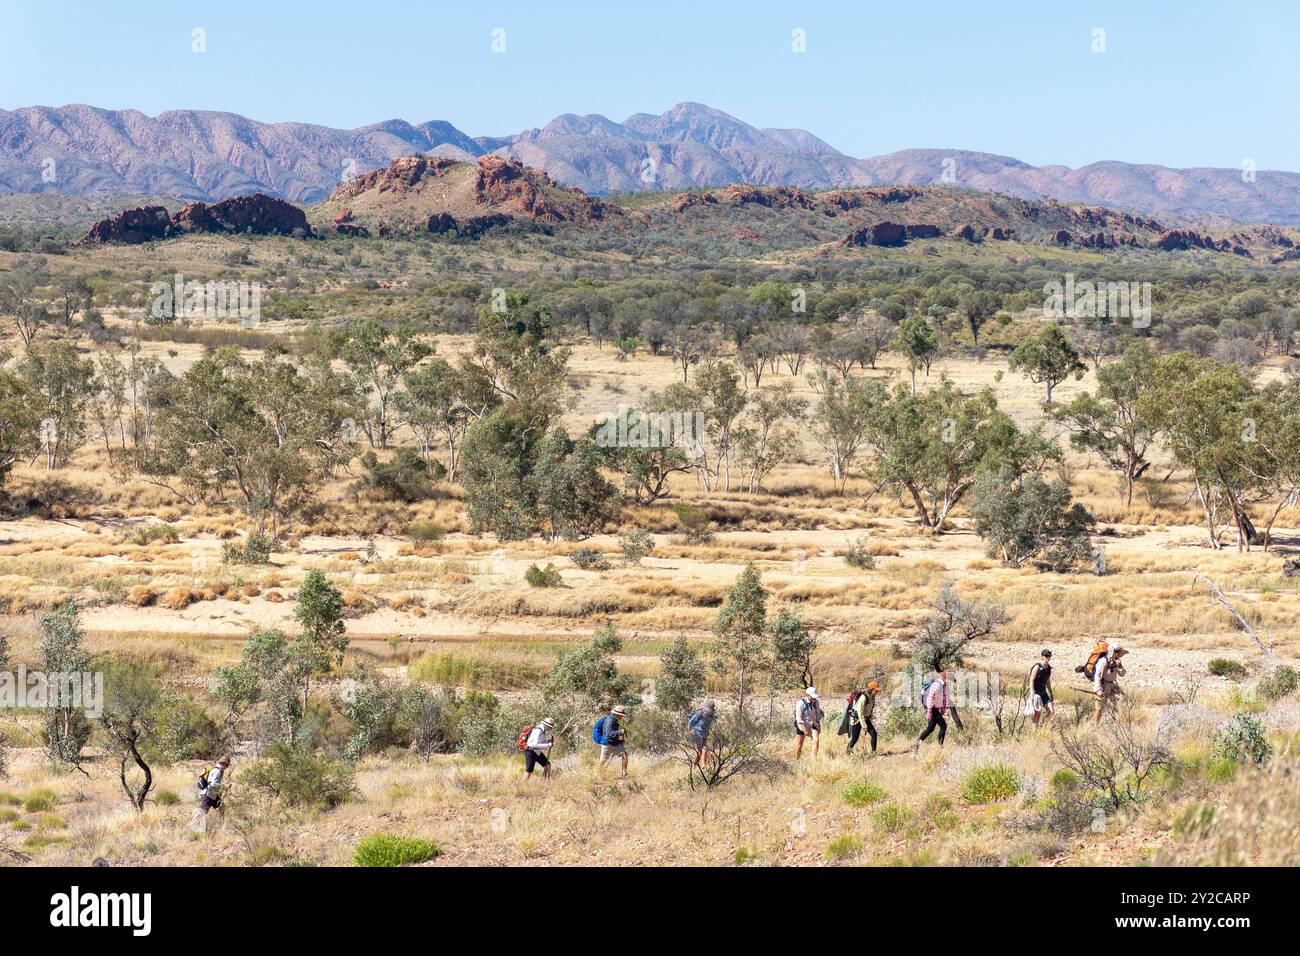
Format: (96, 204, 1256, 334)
(519, 640, 1132, 777)
(189, 644, 1131, 807)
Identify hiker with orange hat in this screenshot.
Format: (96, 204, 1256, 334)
(847, 680, 881, 755)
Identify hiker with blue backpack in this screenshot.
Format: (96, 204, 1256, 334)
(595, 705, 629, 777)
(687, 700, 717, 766)
(913, 671, 951, 750)
(794, 687, 823, 759)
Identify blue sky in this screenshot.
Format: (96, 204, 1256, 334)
(3, 0, 1297, 170)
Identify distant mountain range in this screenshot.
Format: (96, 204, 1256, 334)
(4, 102, 1300, 225)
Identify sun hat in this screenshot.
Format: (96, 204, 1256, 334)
(805, 687, 818, 699)
(611, 705, 627, 717)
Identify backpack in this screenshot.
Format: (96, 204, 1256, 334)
(688, 708, 705, 731)
(517, 724, 535, 751)
(921, 678, 937, 708)
(1076, 643, 1109, 681)
(592, 717, 608, 745)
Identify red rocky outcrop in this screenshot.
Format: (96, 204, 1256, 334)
(81, 194, 310, 244)
(80, 205, 173, 244)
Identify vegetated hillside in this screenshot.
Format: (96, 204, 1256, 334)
(7, 102, 1300, 224)
(64, 154, 1300, 266)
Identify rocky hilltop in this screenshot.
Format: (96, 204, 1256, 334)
(81, 194, 310, 243)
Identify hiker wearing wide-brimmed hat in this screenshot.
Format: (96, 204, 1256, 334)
(794, 687, 823, 759)
(1093, 646, 1128, 723)
(524, 718, 555, 780)
(596, 705, 629, 777)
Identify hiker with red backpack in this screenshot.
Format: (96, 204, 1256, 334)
(914, 671, 951, 750)
(519, 717, 554, 780)
(838, 681, 880, 755)
(595, 705, 629, 777)
(686, 700, 717, 766)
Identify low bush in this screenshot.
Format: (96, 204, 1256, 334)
(223, 535, 273, 565)
(1214, 713, 1273, 765)
(1208, 658, 1247, 680)
(1257, 665, 1298, 702)
(824, 834, 864, 861)
(843, 535, 876, 570)
(842, 780, 887, 807)
(961, 764, 1020, 804)
(242, 743, 356, 809)
(568, 547, 610, 571)
(352, 833, 441, 867)
(524, 563, 562, 588)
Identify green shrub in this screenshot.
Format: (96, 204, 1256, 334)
(1208, 658, 1247, 680)
(1050, 768, 1080, 791)
(1258, 665, 1299, 701)
(626, 707, 682, 755)
(733, 847, 760, 866)
(242, 743, 357, 809)
(618, 527, 655, 565)
(671, 502, 714, 544)
(155, 789, 180, 806)
(455, 691, 519, 757)
(223, 535, 273, 565)
(408, 520, 446, 543)
(1214, 713, 1273, 765)
(824, 834, 864, 861)
(0, 809, 19, 823)
(524, 563, 562, 588)
(842, 780, 888, 807)
(22, 788, 58, 813)
(961, 764, 1020, 804)
(352, 833, 442, 867)
(353, 448, 443, 503)
(843, 536, 876, 570)
(129, 523, 180, 546)
(0, 791, 21, 806)
(873, 804, 912, 831)
(568, 547, 610, 571)
(880, 704, 925, 740)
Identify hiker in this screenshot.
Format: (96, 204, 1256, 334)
(794, 687, 823, 758)
(846, 680, 881, 755)
(686, 700, 717, 766)
(1093, 646, 1127, 722)
(1027, 650, 1054, 726)
(596, 705, 629, 777)
(915, 671, 951, 749)
(523, 718, 554, 780)
(191, 755, 230, 833)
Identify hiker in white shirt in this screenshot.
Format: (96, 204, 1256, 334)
(191, 755, 230, 833)
(524, 718, 554, 780)
(1093, 647, 1127, 722)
